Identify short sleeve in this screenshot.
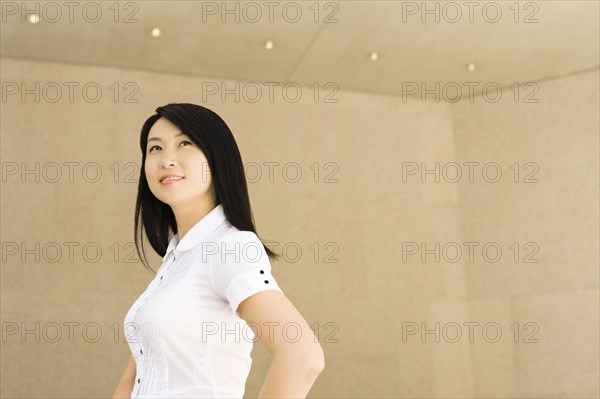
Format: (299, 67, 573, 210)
(209, 230, 283, 314)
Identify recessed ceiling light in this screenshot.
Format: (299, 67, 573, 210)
(151, 28, 162, 37)
(28, 14, 40, 23)
(265, 40, 274, 50)
(467, 62, 476, 71)
(370, 52, 379, 61)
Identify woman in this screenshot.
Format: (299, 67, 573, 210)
(112, 103, 325, 399)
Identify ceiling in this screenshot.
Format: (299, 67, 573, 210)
(1, 0, 598, 98)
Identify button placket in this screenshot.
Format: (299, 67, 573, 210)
(128, 250, 179, 399)
(158, 251, 175, 284)
(166, 250, 176, 269)
(154, 251, 174, 291)
(140, 251, 173, 306)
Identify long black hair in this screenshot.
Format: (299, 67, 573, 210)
(134, 103, 279, 273)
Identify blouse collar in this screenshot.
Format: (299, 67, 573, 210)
(164, 203, 227, 258)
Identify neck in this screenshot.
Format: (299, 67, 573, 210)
(172, 195, 217, 243)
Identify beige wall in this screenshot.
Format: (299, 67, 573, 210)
(1, 56, 597, 398)
(451, 70, 600, 397)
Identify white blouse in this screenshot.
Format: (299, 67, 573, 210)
(123, 204, 284, 398)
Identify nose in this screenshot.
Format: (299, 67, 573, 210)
(159, 152, 177, 169)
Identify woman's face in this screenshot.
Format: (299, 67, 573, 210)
(144, 117, 214, 207)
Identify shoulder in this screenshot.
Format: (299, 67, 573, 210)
(216, 227, 264, 250)
(218, 225, 260, 241)
(207, 227, 268, 266)
(207, 227, 276, 306)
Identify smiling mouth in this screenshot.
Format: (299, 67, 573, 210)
(160, 176, 185, 183)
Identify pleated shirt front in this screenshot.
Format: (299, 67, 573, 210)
(123, 204, 284, 398)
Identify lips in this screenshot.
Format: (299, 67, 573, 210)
(159, 175, 184, 183)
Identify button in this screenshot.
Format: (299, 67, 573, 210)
(259, 270, 264, 274)
(137, 378, 140, 383)
(264, 280, 269, 284)
(160, 276, 163, 280)
(140, 349, 143, 354)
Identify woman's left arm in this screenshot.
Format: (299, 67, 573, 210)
(238, 290, 326, 399)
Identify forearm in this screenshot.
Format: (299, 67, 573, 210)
(258, 350, 324, 399)
(112, 380, 134, 399)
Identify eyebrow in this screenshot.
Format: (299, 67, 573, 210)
(147, 132, 186, 144)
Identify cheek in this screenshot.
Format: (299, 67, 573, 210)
(144, 160, 154, 181)
(188, 162, 211, 185)
(187, 154, 210, 173)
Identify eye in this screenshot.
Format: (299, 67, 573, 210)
(148, 140, 192, 153)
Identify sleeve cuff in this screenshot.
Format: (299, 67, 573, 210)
(226, 268, 283, 314)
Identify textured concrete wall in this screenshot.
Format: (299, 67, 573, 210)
(1, 57, 597, 398)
